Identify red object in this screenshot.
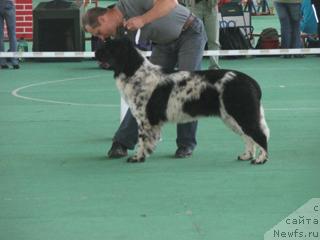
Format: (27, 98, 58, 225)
(261, 39, 279, 49)
(15, 0, 33, 40)
(219, 0, 232, 8)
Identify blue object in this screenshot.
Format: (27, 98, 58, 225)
(300, 0, 318, 34)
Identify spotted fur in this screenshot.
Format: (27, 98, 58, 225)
(95, 38, 270, 164)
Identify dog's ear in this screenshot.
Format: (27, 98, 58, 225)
(95, 37, 144, 77)
(118, 37, 134, 48)
(95, 47, 108, 62)
(94, 38, 116, 64)
(113, 37, 144, 77)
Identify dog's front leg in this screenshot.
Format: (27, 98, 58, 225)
(127, 123, 161, 163)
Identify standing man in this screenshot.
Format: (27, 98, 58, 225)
(180, 0, 220, 69)
(273, 0, 302, 54)
(82, 0, 207, 159)
(0, 0, 19, 69)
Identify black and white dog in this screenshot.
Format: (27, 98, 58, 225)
(96, 38, 270, 164)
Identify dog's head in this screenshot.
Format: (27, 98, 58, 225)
(95, 37, 144, 77)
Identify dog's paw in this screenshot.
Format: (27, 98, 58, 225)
(251, 159, 267, 165)
(237, 153, 254, 161)
(251, 157, 268, 165)
(251, 152, 268, 165)
(127, 156, 145, 163)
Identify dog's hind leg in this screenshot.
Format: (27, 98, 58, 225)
(250, 106, 270, 164)
(127, 123, 161, 163)
(221, 110, 268, 164)
(245, 128, 268, 164)
(219, 105, 255, 161)
(234, 106, 269, 165)
(220, 98, 269, 164)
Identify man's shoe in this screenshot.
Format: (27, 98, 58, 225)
(1, 64, 9, 69)
(13, 64, 20, 69)
(107, 142, 128, 158)
(293, 54, 305, 58)
(174, 146, 193, 158)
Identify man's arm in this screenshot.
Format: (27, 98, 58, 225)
(124, 0, 179, 30)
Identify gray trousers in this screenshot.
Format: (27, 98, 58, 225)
(0, 0, 18, 66)
(191, 0, 220, 69)
(113, 17, 207, 150)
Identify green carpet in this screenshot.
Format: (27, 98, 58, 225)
(0, 56, 319, 240)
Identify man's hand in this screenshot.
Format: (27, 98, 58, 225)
(123, 17, 146, 31)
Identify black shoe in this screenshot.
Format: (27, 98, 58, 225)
(107, 142, 128, 158)
(1, 64, 9, 69)
(13, 64, 20, 69)
(293, 54, 305, 58)
(174, 146, 193, 158)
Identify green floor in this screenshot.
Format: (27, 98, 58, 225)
(0, 56, 319, 240)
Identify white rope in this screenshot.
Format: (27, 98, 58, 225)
(1, 48, 320, 58)
(135, 29, 141, 45)
(312, 4, 319, 23)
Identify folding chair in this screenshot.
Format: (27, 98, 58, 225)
(219, 2, 254, 42)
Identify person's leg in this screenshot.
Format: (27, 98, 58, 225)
(4, 1, 18, 66)
(149, 43, 177, 71)
(175, 17, 207, 154)
(0, 11, 7, 66)
(107, 109, 138, 158)
(274, 2, 292, 48)
(288, 3, 302, 48)
(112, 109, 139, 150)
(189, 1, 220, 69)
(202, 1, 220, 69)
(204, 8, 220, 69)
(177, 17, 207, 71)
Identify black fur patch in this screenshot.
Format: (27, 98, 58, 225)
(146, 82, 174, 125)
(183, 87, 221, 117)
(193, 70, 229, 85)
(178, 80, 187, 87)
